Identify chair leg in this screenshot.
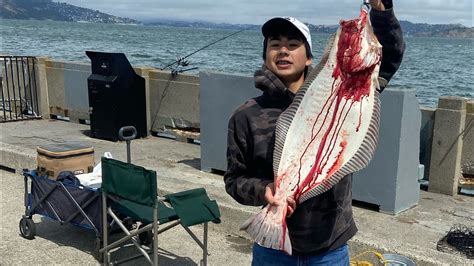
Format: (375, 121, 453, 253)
(182, 224, 210, 260)
(107, 208, 153, 263)
(153, 204, 158, 266)
(102, 192, 109, 264)
(202, 222, 208, 266)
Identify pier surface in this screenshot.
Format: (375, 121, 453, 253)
(1, 119, 472, 265)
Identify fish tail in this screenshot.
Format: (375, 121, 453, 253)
(240, 204, 292, 255)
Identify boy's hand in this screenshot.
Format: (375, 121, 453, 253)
(264, 182, 297, 217)
(369, 0, 385, 11)
(286, 196, 296, 217)
(264, 182, 278, 205)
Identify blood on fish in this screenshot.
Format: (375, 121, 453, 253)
(327, 139, 347, 177)
(294, 11, 375, 199)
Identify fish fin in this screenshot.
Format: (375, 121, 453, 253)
(240, 204, 292, 254)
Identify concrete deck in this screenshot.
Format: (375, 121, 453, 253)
(0, 119, 473, 265)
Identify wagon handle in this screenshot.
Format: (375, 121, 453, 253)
(118, 126, 137, 163)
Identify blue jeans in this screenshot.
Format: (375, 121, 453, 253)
(252, 243, 349, 266)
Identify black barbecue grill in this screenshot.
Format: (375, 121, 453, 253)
(86, 51, 147, 141)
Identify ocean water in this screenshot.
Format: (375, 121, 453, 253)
(1, 19, 473, 107)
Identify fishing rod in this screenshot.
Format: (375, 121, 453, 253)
(150, 25, 256, 129)
(160, 25, 256, 72)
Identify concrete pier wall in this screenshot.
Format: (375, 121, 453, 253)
(351, 87, 421, 214)
(29, 58, 473, 194)
(37, 58, 201, 136)
(428, 97, 467, 195)
(148, 71, 200, 136)
(462, 101, 474, 175)
(419, 107, 435, 180)
(43, 60, 90, 122)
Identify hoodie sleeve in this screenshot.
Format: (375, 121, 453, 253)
(370, 0, 406, 91)
(224, 111, 273, 206)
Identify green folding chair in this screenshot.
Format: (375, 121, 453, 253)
(99, 157, 221, 265)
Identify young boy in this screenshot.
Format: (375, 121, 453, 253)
(224, 0, 405, 264)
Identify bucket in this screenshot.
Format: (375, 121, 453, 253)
(382, 254, 416, 266)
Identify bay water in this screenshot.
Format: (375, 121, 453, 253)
(1, 19, 472, 107)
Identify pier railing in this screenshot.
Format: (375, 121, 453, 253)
(0, 56, 40, 122)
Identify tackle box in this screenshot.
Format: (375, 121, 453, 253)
(37, 143, 95, 179)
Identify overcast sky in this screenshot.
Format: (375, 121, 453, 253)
(59, 0, 473, 27)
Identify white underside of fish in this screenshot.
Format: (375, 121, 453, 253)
(241, 9, 382, 255)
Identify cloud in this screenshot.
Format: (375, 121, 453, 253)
(58, 0, 473, 26)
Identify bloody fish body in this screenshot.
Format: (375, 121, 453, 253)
(241, 9, 382, 255)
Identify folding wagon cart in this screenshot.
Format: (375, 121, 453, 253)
(19, 168, 104, 259)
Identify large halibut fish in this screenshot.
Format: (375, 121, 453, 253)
(241, 9, 382, 255)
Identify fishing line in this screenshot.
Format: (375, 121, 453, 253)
(160, 25, 256, 70)
(152, 25, 255, 134)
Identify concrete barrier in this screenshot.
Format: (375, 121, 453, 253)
(199, 71, 259, 172)
(134, 67, 153, 135)
(428, 96, 467, 195)
(419, 107, 435, 180)
(148, 70, 200, 137)
(27, 58, 473, 195)
(35, 58, 201, 137)
(461, 100, 474, 175)
(44, 60, 90, 122)
(352, 87, 421, 214)
(35, 57, 50, 119)
(199, 72, 421, 213)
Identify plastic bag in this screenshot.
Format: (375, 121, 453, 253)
(76, 152, 113, 189)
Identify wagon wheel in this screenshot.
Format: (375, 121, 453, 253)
(138, 224, 153, 246)
(19, 217, 36, 240)
(93, 238, 104, 263)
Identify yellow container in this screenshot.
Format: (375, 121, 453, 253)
(37, 143, 94, 179)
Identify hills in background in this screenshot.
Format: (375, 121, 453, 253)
(145, 19, 473, 38)
(399, 21, 473, 38)
(310, 21, 474, 38)
(0, 0, 140, 24)
(1, 0, 472, 38)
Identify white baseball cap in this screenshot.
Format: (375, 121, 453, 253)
(262, 16, 313, 53)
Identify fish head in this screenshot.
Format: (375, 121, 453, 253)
(336, 9, 382, 76)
